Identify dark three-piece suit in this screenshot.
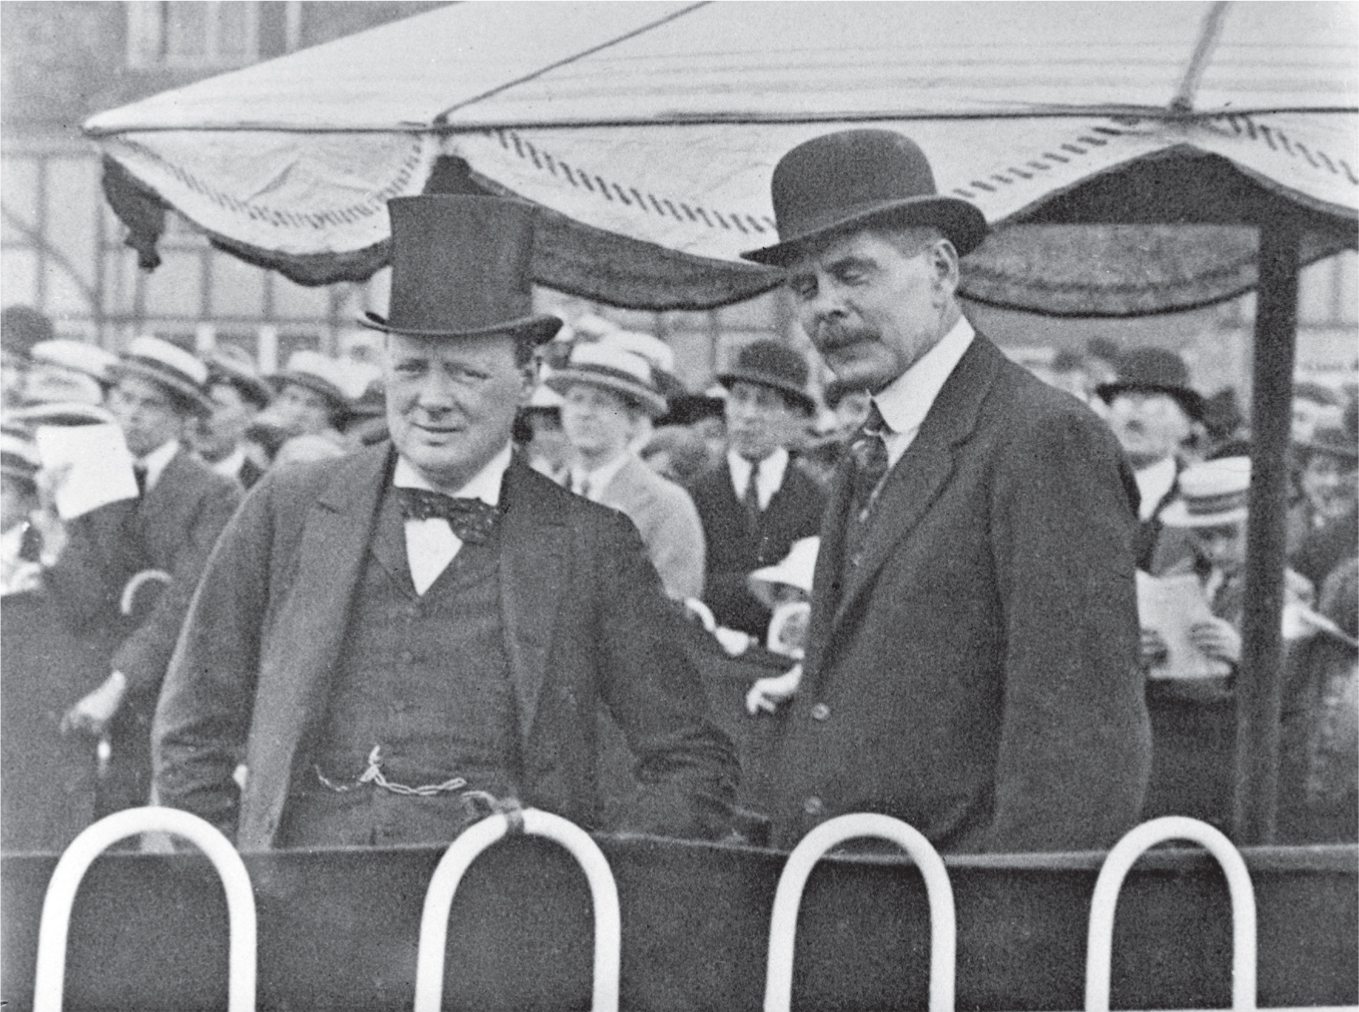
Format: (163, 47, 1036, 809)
(153, 444, 739, 850)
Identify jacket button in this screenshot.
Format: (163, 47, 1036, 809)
(803, 796, 824, 816)
(849, 553, 862, 568)
(810, 702, 830, 721)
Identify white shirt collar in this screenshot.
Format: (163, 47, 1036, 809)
(569, 450, 632, 500)
(393, 442, 511, 506)
(1134, 455, 1179, 522)
(209, 445, 247, 481)
(137, 439, 180, 492)
(728, 446, 789, 510)
(872, 316, 975, 439)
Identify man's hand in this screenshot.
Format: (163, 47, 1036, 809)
(61, 671, 127, 736)
(746, 663, 803, 715)
(1139, 629, 1169, 670)
(1188, 618, 1241, 665)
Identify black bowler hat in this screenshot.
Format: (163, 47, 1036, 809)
(717, 339, 815, 415)
(741, 130, 988, 267)
(361, 196, 562, 344)
(1096, 347, 1205, 421)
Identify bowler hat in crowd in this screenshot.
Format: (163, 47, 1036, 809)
(113, 336, 213, 417)
(1, 305, 53, 359)
(547, 341, 668, 418)
(1096, 347, 1205, 421)
(362, 196, 561, 344)
(741, 130, 988, 267)
(1161, 456, 1250, 528)
(717, 339, 815, 415)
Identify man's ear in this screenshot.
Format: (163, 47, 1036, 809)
(929, 238, 961, 292)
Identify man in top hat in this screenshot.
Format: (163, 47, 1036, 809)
(741, 129, 1148, 853)
(153, 197, 738, 849)
(43, 335, 242, 816)
(686, 340, 826, 637)
(548, 338, 706, 602)
(1096, 347, 1206, 574)
(194, 347, 274, 490)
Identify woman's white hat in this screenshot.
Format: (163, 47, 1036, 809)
(747, 537, 821, 609)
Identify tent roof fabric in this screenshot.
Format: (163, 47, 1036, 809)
(86, 1, 1359, 313)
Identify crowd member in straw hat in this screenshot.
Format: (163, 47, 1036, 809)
(740, 129, 1148, 853)
(1137, 456, 1309, 831)
(194, 346, 274, 490)
(686, 339, 826, 638)
(42, 335, 242, 817)
(248, 350, 355, 459)
(1, 422, 107, 850)
(549, 337, 706, 602)
(153, 197, 739, 849)
(1096, 346, 1206, 574)
(25, 338, 118, 408)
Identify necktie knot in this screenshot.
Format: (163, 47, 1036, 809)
(396, 487, 501, 544)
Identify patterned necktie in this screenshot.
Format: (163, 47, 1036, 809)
(396, 487, 501, 545)
(850, 403, 889, 515)
(743, 457, 763, 531)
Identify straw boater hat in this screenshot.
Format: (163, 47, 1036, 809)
(360, 196, 561, 345)
(717, 339, 816, 415)
(740, 129, 988, 267)
(1095, 347, 1205, 422)
(207, 347, 273, 410)
(113, 336, 213, 416)
(6, 401, 116, 428)
(273, 351, 357, 414)
(1161, 456, 1251, 528)
(25, 339, 119, 406)
(547, 341, 669, 418)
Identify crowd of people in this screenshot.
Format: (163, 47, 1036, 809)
(1, 129, 1354, 856)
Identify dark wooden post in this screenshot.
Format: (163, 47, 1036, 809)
(1232, 214, 1299, 845)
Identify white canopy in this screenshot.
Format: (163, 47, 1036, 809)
(86, 1, 1358, 311)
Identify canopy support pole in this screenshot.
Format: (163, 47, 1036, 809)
(1232, 214, 1299, 846)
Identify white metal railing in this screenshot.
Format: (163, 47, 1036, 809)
(33, 806, 256, 1012)
(764, 812, 956, 1012)
(1086, 816, 1257, 1012)
(412, 807, 621, 1012)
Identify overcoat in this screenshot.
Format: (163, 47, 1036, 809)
(45, 448, 241, 812)
(766, 336, 1151, 853)
(153, 444, 738, 850)
(688, 456, 825, 636)
(591, 453, 706, 601)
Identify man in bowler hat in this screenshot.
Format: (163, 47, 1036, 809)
(153, 197, 739, 849)
(742, 130, 1150, 852)
(687, 340, 826, 637)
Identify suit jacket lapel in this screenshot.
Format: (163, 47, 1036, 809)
(805, 457, 854, 679)
(498, 459, 568, 747)
(367, 482, 414, 594)
(826, 336, 1004, 638)
(269, 445, 391, 752)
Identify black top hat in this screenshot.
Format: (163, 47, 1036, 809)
(717, 339, 815, 415)
(1096, 346, 1204, 421)
(361, 196, 561, 344)
(741, 130, 988, 267)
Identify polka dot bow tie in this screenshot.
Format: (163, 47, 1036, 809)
(396, 487, 501, 544)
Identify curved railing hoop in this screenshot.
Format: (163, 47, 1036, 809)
(33, 806, 257, 1012)
(1085, 815, 1257, 1012)
(763, 812, 956, 1012)
(413, 807, 621, 1012)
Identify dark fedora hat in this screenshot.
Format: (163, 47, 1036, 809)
(361, 196, 562, 344)
(717, 339, 815, 415)
(741, 130, 988, 267)
(1096, 346, 1205, 421)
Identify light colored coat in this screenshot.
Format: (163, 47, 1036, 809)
(594, 453, 706, 601)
